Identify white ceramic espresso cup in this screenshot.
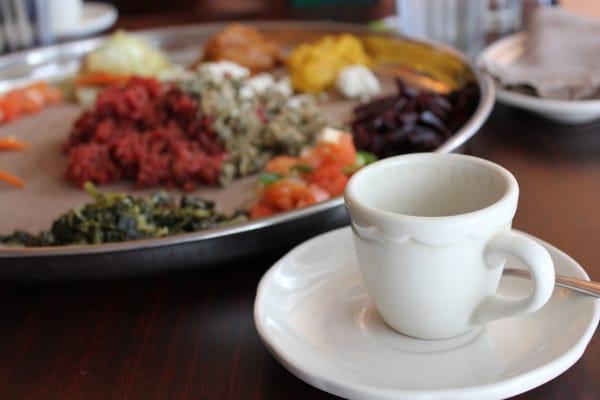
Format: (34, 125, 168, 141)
(345, 153, 555, 340)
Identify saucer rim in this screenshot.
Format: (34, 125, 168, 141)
(254, 227, 600, 400)
(53, 2, 118, 38)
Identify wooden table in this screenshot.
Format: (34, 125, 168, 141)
(0, 111, 599, 398)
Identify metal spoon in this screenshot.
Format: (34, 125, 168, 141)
(504, 268, 600, 298)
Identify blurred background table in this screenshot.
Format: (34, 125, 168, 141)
(111, 0, 396, 29)
(0, 3, 599, 399)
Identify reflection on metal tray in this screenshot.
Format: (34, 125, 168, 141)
(0, 21, 494, 280)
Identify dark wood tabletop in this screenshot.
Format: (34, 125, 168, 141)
(2, 0, 600, 391)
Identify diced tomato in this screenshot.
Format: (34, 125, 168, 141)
(249, 132, 356, 219)
(301, 133, 357, 169)
(307, 163, 349, 196)
(298, 184, 330, 207)
(313, 134, 356, 166)
(265, 155, 300, 175)
(262, 179, 304, 211)
(261, 179, 330, 211)
(249, 203, 276, 219)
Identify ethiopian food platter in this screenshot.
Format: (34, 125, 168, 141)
(0, 22, 493, 279)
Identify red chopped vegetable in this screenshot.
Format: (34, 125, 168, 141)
(64, 77, 226, 190)
(306, 164, 349, 197)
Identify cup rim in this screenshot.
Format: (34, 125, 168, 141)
(344, 153, 519, 223)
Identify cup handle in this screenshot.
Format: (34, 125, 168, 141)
(471, 230, 555, 325)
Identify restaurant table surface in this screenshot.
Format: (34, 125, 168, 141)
(0, 103, 599, 399)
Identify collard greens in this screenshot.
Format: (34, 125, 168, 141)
(0, 183, 247, 247)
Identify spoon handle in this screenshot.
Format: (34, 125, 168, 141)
(504, 268, 600, 298)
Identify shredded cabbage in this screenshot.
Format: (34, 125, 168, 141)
(85, 30, 171, 76)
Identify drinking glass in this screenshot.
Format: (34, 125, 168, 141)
(395, 0, 489, 58)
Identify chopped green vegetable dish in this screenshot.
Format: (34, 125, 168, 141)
(0, 183, 247, 247)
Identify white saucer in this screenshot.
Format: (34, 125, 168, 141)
(478, 33, 600, 124)
(254, 227, 599, 400)
(53, 2, 118, 39)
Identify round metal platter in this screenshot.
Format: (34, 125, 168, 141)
(0, 21, 494, 280)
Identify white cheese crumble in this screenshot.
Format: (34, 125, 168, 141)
(199, 61, 250, 82)
(335, 65, 381, 100)
(274, 77, 293, 97)
(317, 127, 344, 144)
(240, 74, 293, 99)
(286, 94, 313, 109)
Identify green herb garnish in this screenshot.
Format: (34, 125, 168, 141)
(290, 164, 314, 173)
(257, 172, 283, 185)
(356, 151, 377, 166)
(344, 151, 378, 174)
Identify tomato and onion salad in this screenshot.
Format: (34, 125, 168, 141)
(250, 133, 376, 218)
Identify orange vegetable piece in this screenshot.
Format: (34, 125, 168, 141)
(29, 82, 62, 105)
(265, 156, 300, 175)
(300, 184, 330, 208)
(20, 86, 45, 113)
(261, 179, 330, 211)
(0, 96, 21, 122)
(75, 72, 130, 87)
(43, 86, 63, 104)
(262, 179, 304, 211)
(0, 81, 63, 125)
(0, 171, 25, 188)
(250, 132, 358, 218)
(308, 134, 357, 168)
(249, 203, 276, 219)
(0, 137, 27, 151)
(307, 164, 349, 196)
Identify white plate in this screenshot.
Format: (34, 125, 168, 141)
(254, 227, 599, 400)
(53, 2, 118, 39)
(478, 33, 600, 124)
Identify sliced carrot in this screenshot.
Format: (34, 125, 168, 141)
(0, 97, 21, 122)
(0, 137, 27, 151)
(0, 81, 63, 125)
(0, 171, 25, 188)
(75, 72, 130, 87)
